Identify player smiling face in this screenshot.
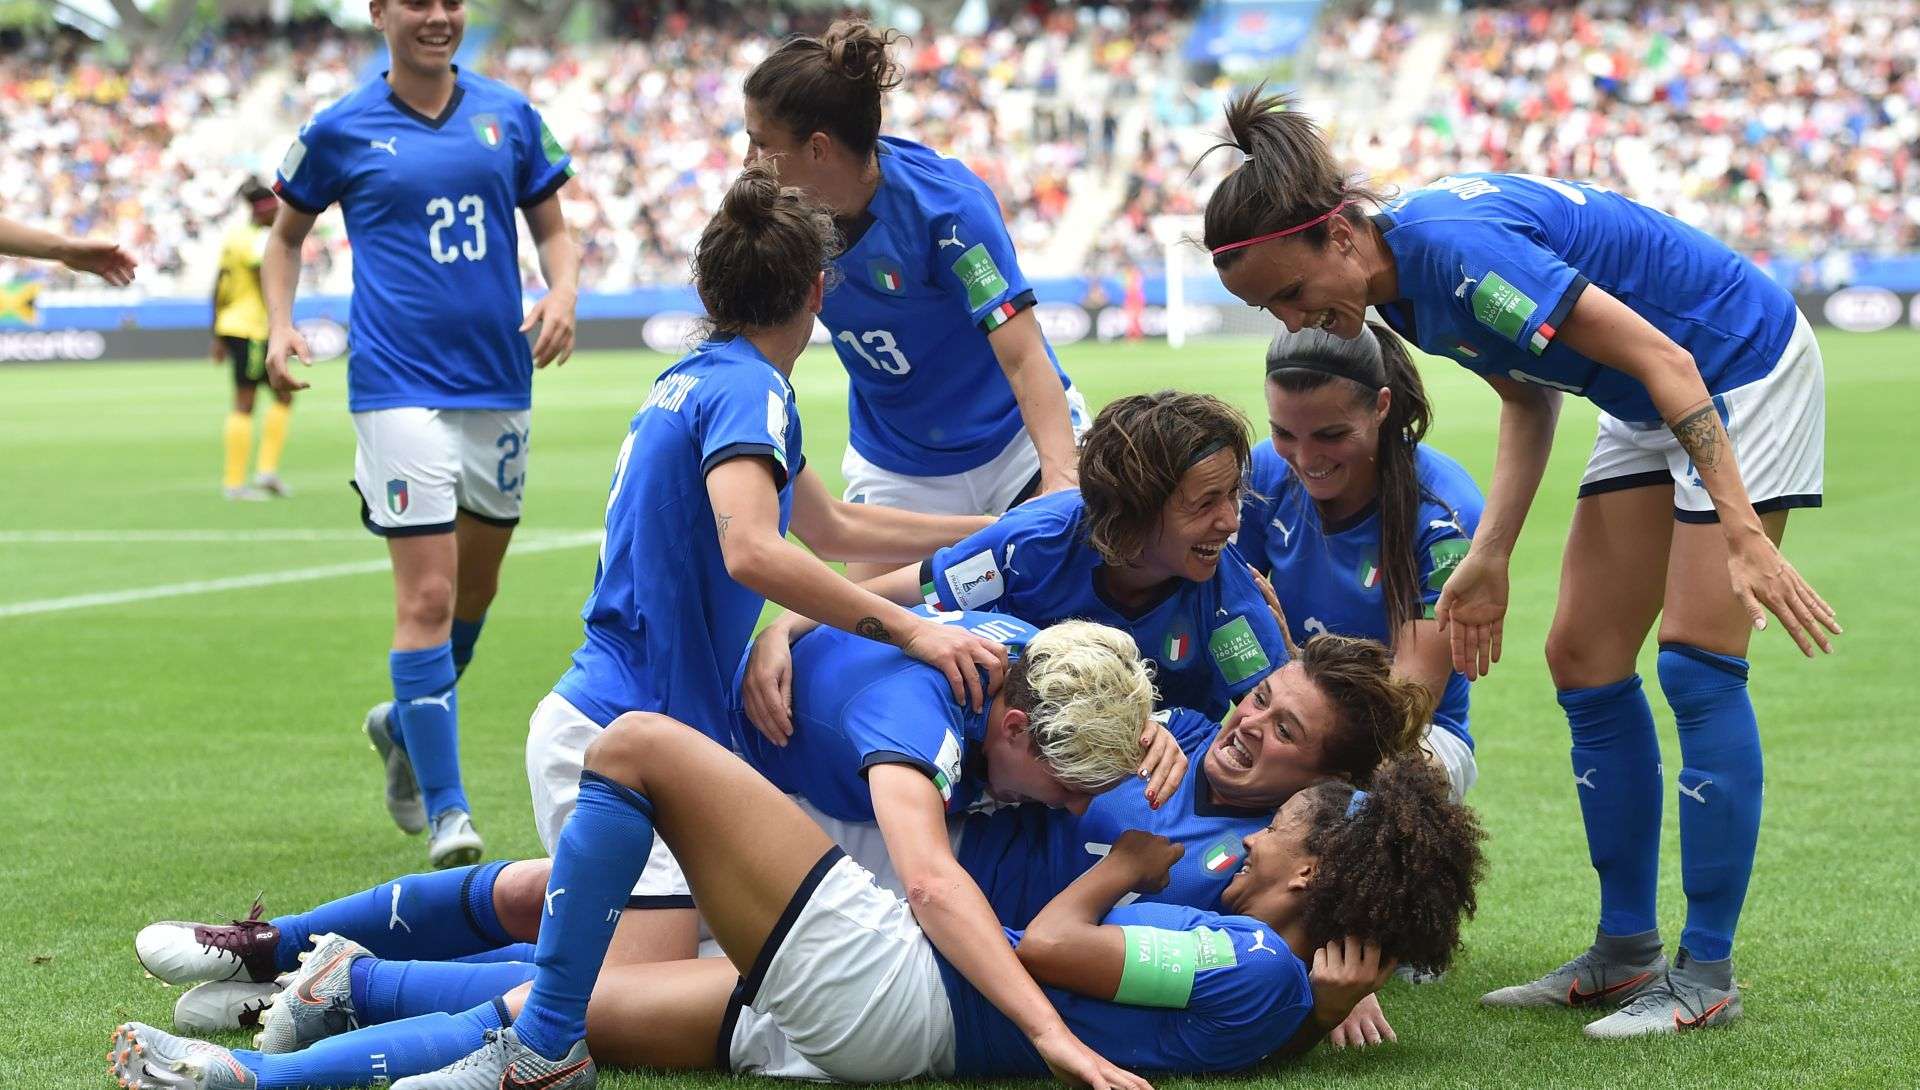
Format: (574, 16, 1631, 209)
(1216, 785, 1321, 920)
(370, 0, 464, 77)
(1203, 662, 1336, 808)
(1217, 214, 1373, 341)
(1265, 377, 1389, 515)
(1137, 448, 1244, 584)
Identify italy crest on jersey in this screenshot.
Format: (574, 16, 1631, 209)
(867, 258, 905, 295)
(1356, 550, 1382, 590)
(1164, 618, 1196, 666)
(1200, 834, 1243, 875)
(471, 114, 503, 150)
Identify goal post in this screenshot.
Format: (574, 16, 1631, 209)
(1153, 214, 1205, 349)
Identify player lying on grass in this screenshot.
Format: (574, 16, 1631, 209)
(1240, 323, 1486, 802)
(743, 390, 1293, 728)
(109, 722, 1483, 1090)
(962, 632, 1431, 1049)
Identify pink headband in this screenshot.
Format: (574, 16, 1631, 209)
(1209, 201, 1348, 256)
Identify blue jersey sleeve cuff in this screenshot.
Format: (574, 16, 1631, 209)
(858, 751, 942, 782)
(519, 166, 574, 209)
(701, 442, 789, 491)
(975, 288, 1037, 334)
(271, 181, 326, 216)
(1531, 273, 1589, 354)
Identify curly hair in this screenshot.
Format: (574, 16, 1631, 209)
(744, 20, 904, 158)
(1077, 391, 1252, 567)
(1297, 759, 1484, 974)
(1298, 633, 1432, 785)
(692, 162, 838, 335)
(1002, 620, 1156, 793)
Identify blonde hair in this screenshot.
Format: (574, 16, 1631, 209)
(1006, 620, 1157, 792)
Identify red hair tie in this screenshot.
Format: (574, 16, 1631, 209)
(1210, 201, 1348, 257)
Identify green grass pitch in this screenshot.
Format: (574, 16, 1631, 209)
(2, 332, 1915, 1089)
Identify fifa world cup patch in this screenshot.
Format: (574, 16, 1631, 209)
(765, 390, 788, 469)
(471, 113, 504, 150)
(1426, 538, 1470, 592)
(1208, 616, 1271, 685)
(951, 244, 1010, 311)
(931, 730, 964, 803)
(1469, 271, 1538, 345)
(278, 138, 308, 181)
(943, 548, 1004, 610)
(539, 121, 567, 166)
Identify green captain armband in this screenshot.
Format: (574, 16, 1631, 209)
(1115, 926, 1199, 1008)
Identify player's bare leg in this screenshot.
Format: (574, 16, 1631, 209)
(499, 958, 737, 1071)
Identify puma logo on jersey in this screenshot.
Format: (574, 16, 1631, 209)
(1270, 516, 1294, 546)
(1247, 930, 1278, 955)
(1453, 266, 1478, 299)
(1574, 768, 1598, 789)
(1678, 778, 1713, 805)
(369, 137, 398, 156)
(1429, 515, 1465, 535)
(1002, 543, 1018, 576)
(937, 225, 964, 249)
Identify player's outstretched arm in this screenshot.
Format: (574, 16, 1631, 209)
(1554, 287, 1839, 655)
(1435, 372, 1557, 680)
(261, 205, 319, 393)
(873, 768, 1153, 1090)
(989, 307, 1080, 495)
(708, 457, 1007, 711)
(788, 465, 993, 563)
(0, 214, 136, 285)
(520, 194, 578, 369)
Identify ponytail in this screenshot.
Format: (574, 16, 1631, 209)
(1201, 85, 1385, 268)
(744, 20, 902, 159)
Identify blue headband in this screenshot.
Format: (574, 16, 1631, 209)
(1344, 789, 1370, 818)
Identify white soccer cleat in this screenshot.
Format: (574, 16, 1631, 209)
(108, 1022, 258, 1089)
(365, 702, 428, 835)
(390, 1027, 594, 1090)
(174, 980, 281, 1034)
(136, 901, 283, 985)
(428, 809, 484, 869)
(254, 933, 368, 1054)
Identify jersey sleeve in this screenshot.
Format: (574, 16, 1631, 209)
(272, 118, 346, 215)
(1413, 465, 1485, 620)
(1182, 918, 1312, 1039)
(932, 190, 1036, 334)
(514, 99, 575, 208)
(843, 676, 969, 802)
(1235, 447, 1289, 577)
(694, 366, 798, 489)
(1419, 216, 1588, 357)
(1208, 548, 1289, 696)
(920, 499, 1066, 614)
(1160, 708, 1221, 753)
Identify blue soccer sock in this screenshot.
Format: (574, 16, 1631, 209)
(235, 999, 505, 1088)
(512, 772, 656, 1061)
(352, 956, 537, 1024)
(1559, 675, 1664, 938)
(272, 862, 515, 972)
(391, 642, 468, 820)
(1659, 644, 1763, 963)
(455, 942, 536, 964)
(450, 614, 486, 680)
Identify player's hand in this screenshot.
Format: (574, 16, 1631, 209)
(265, 324, 313, 394)
(1727, 532, 1839, 656)
(1136, 717, 1187, 809)
(1031, 1025, 1152, 1090)
(741, 625, 798, 746)
(211, 339, 227, 366)
(1326, 992, 1397, 1049)
(1433, 547, 1507, 681)
(56, 236, 136, 286)
(522, 288, 576, 369)
(1308, 937, 1396, 1026)
(1103, 830, 1183, 893)
(900, 620, 1007, 713)
(1248, 563, 1300, 660)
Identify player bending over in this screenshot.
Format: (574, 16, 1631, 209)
(262, 0, 580, 868)
(109, 731, 1482, 1090)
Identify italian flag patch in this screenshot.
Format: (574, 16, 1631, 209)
(1165, 631, 1190, 663)
(982, 301, 1019, 331)
(1529, 320, 1556, 355)
(1358, 552, 1381, 589)
(472, 113, 503, 149)
(1201, 836, 1241, 874)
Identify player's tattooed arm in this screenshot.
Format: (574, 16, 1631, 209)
(854, 616, 893, 643)
(715, 512, 733, 541)
(1668, 399, 1725, 470)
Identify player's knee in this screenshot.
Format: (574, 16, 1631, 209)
(1545, 625, 1634, 690)
(395, 577, 455, 631)
(584, 711, 686, 786)
(493, 859, 552, 939)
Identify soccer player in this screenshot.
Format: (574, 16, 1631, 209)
(1203, 88, 1839, 1036)
(1238, 324, 1485, 801)
(261, 0, 581, 868)
(0, 213, 136, 284)
(742, 390, 1292, 734)
(211, 179, 295, 501)
(742, 22, 1088, 580)
(109, 728, 1483, 1090)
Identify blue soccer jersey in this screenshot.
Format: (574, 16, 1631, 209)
(822, 137, 1071, 476)
(960, 709, 1273, 927)
(1373, 173, 1795, 424)
(943, 902, 1313, 1077)
(1238, 444, 1484, 744)
(731, 610, 1037, 822)
(552, 336, 802, 738)
(272, 68, 574, 412)
(921, 490, 1289, 720)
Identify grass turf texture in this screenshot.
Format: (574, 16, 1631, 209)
(2, 332, 1915, 1090)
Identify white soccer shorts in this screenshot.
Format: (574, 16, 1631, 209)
(724, 851, 956, 1082)
(1423, 724, 1477, 803)
(841, 386, 1091, 516)
(1578, 311, 1824, 522)
(352, 407, 530, 535)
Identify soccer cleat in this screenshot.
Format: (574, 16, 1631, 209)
(428, 809, 484, 869)
(390, 1027, 594, 1090)
(1583, 949, 1742, 1038)
(222, 486, 269, 502)
(1480, 945, 1667, 1009)
(174, 980, 280, 1033)
(136, 900, 283, 985)
(365, 702, 428, 835)
(108, 1022, 257, 1089)
(251, 473, 291, 497)
(254, 933, 368, 1054)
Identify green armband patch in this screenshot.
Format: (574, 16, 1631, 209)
(1116, 926, 1199, 1009)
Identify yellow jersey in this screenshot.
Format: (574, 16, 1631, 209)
(213, 221, 270, 341)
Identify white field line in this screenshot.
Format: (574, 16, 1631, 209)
(0, 530, 602, 619)
(0, 528, 599, 544)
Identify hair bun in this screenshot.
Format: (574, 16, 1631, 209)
(720, 161, 783, 225)
(823, 21, 902, 90)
